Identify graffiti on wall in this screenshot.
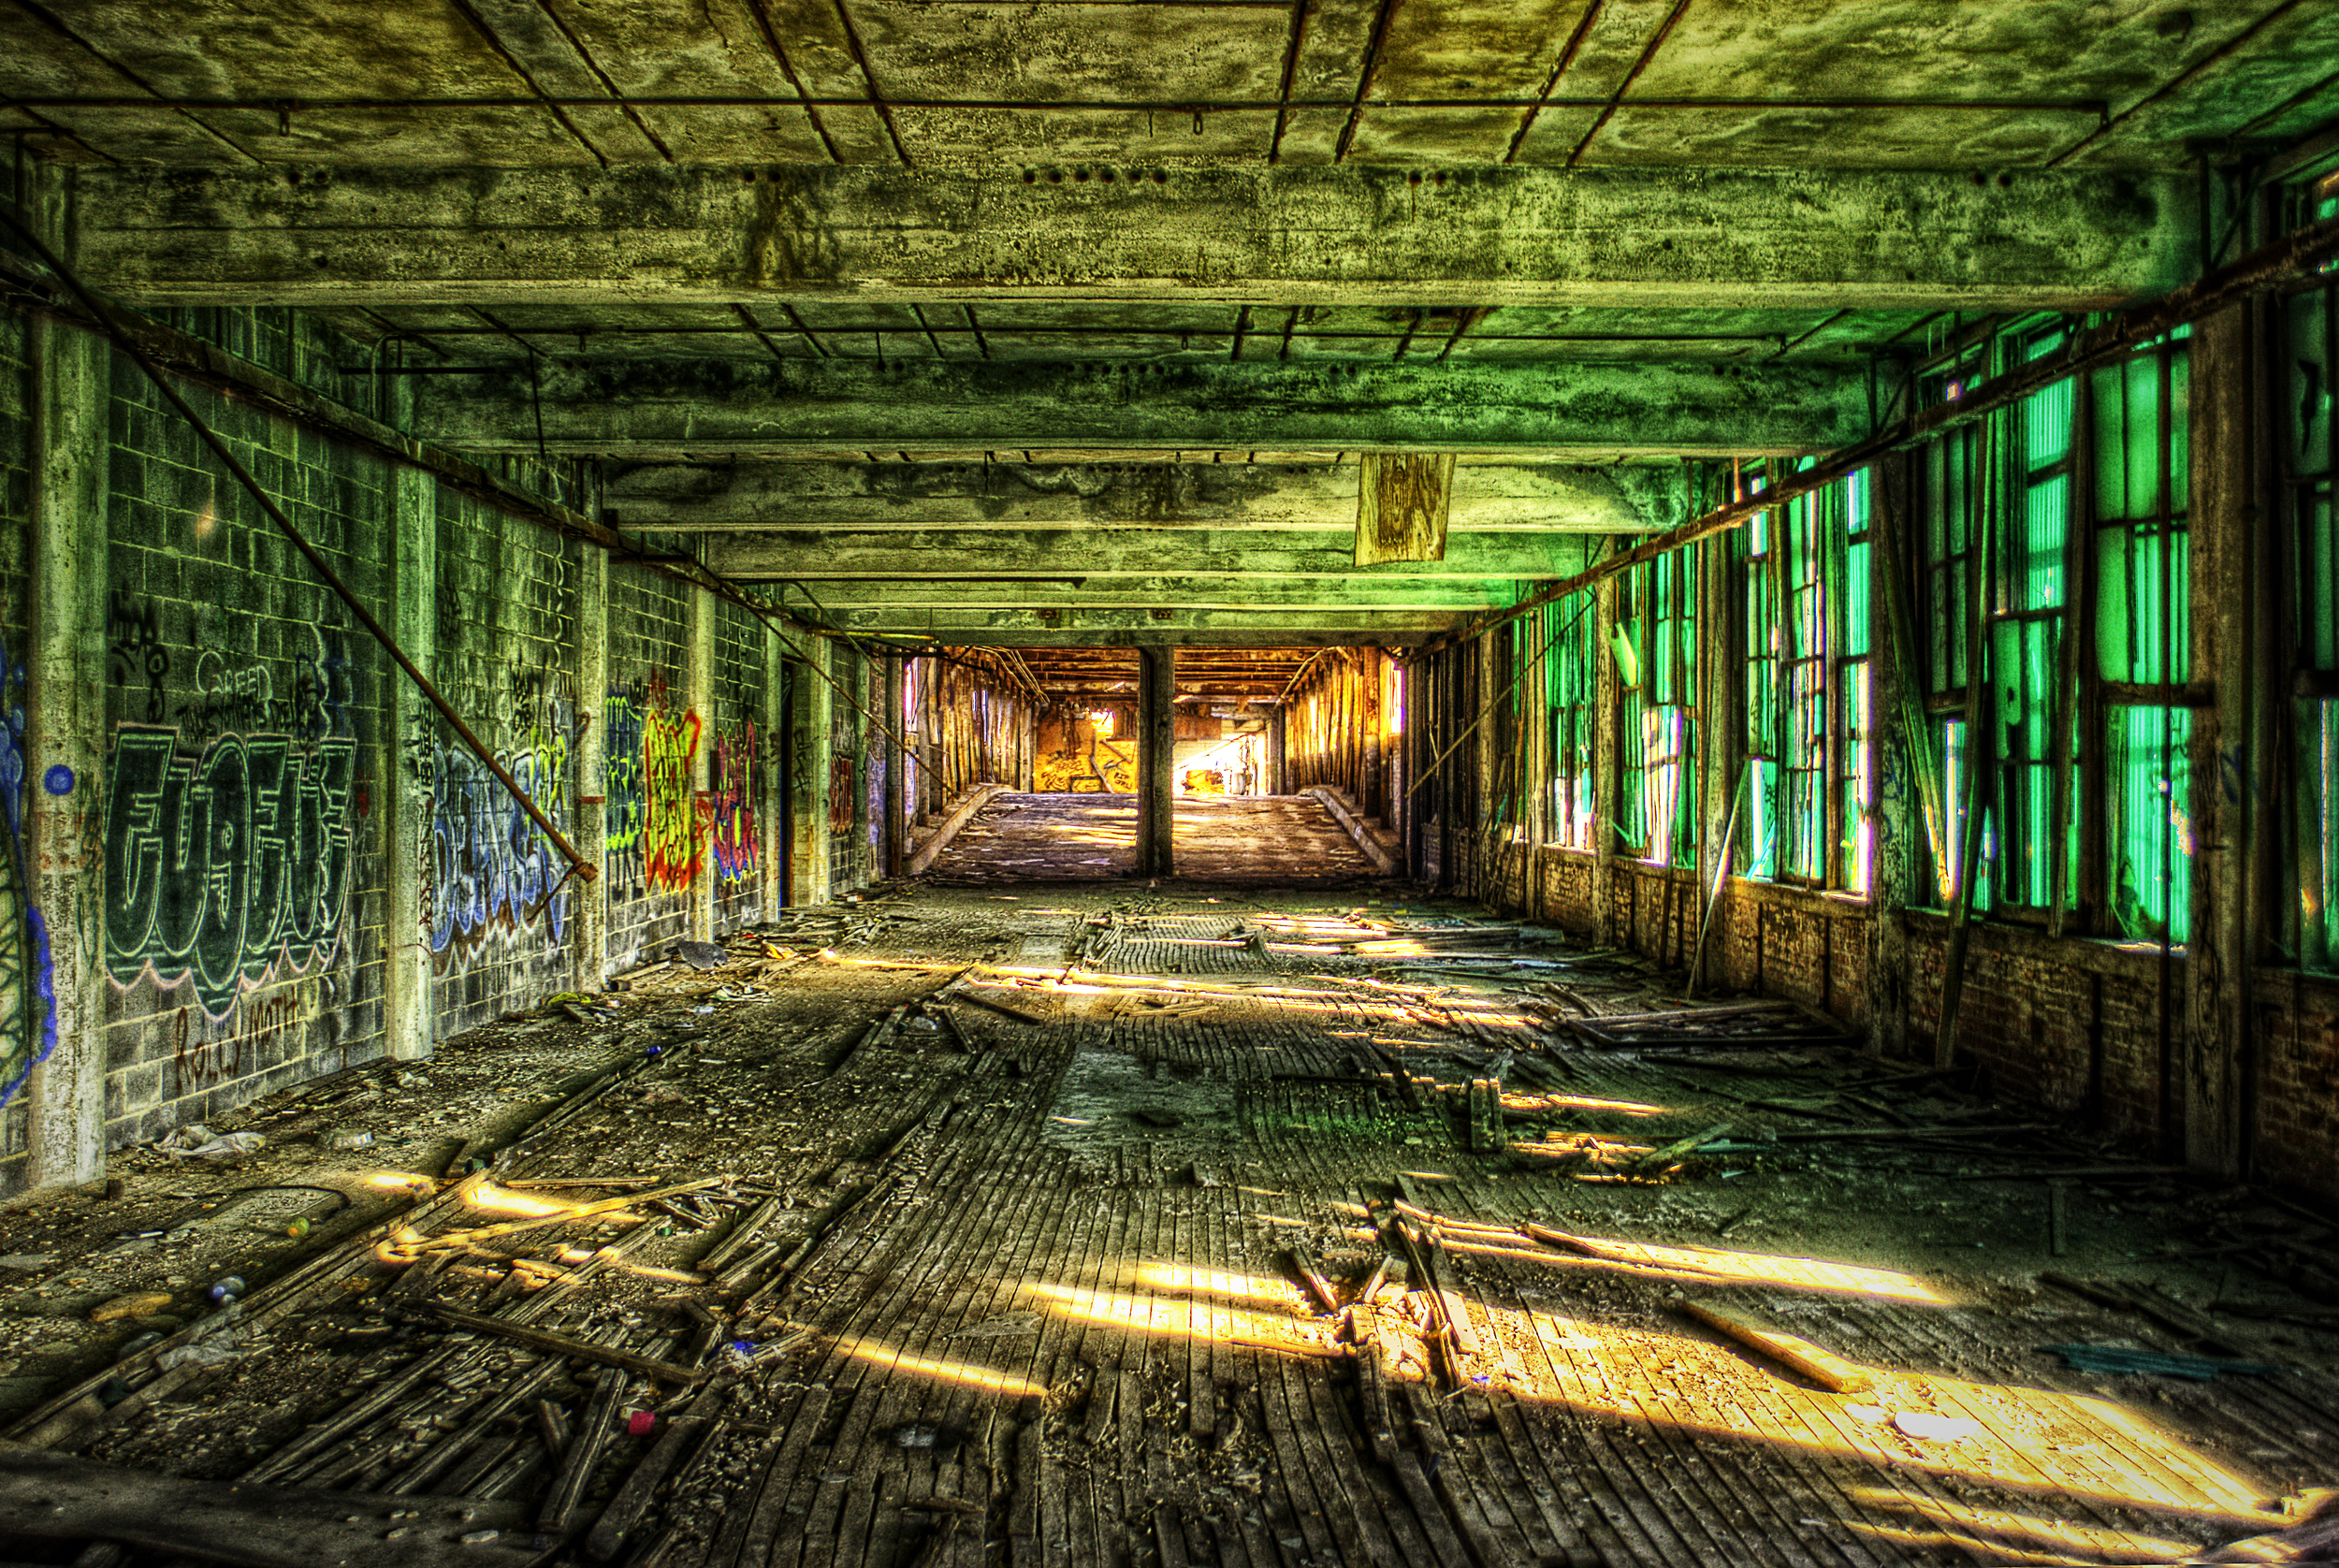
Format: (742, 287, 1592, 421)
(828, 755, 856, 835)
(426, 736, 572, 964)
(603, 686, 646, 865)
(104, 727, 358, 1020)
(709, 723, 759, 886)
(170, 992, 304, 1096)
(0, 641, 57, 1113)
(107, 591, 168, 725)
(644, 707, 702, 890)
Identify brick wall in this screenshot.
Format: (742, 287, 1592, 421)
(1710, 881, 1871, 1024)
(426, 489, 583, 1039)
(1903, 915, 2169, 1140)
(603, 568, 693, 973)
(2255, 971, 2339, 1202)
(708, 598, 767, 929)
(98, 347, 392, 1147)
(0, 304, 792, 1197)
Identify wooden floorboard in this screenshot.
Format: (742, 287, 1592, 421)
(12, 875, 2333, 1568)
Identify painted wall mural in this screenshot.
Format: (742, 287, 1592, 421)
(0, 640, 57, 1114)
(603, 685, 646, 864)
(709, 722, 759, 886)
(644, 708, 702, 890)
(425, 736, 572, 963)
(103, 727, 358, 1021)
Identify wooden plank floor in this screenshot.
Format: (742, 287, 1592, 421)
(14, 878, 2338, 1568)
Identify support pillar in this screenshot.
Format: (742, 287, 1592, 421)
(760, 624, 786, 913)
(572, 544, 609, 988)
(686, 587, 715, 939)
(1361, 649, 1386, 824)
(2183, 303, 2261, 1179)
(1693, 531, 1741, 994)
(1137, 645, 1174, 877)
(1868, 454, 1923, 1056)
(1523, 617, 1550, 919)
(384, 426, 436, 1060)
(1475, 631, 1500, 899)
(883, 655, 906, 879)
(23, 311, 109, 1186)
(1591, 573, 1622, 946)
(789, 637, 834, 907)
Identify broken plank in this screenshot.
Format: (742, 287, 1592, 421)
(424, 1307, 706, 1385)
(0, 1443, 538, 1568)
(1679, 1299, 1875, 1395)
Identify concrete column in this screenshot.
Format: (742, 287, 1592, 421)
(760, 623, 786, 913)
(1402, 664, 1427, 880)
(686, 586, 714, 939)
(384, 432, 436, 1060)
(1523, 611, 1550, 918)
(1591, 574, 1621, 945)
(789, 638, 834, 906)
(883, 655, 906, 879)
(1435, 654, 1457, 892)
(23, 312, 109, 1187)
(1693, 533, 1740, 993)
(1137, 645, 1174, 877)
(572, 544, 609, 989)
(1868, 454, 1922, 1056)
(1475, 632, 1501, 899)
(2183, 304, 2260, 1179)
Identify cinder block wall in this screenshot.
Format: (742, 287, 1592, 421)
(98, 341, 394, 1144)
(0, 308, 812, 1198)
(603, 570, 696, 976)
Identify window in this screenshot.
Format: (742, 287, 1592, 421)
(1614, 546, 1697, 866)
(2093, 336, 2191, 942)
(1835, 472, 1876, 892)
(1544, 589, 1596, 849)
(1922, 391, 1984, 906)
(1741, 486, 1780, 878)
(1984, 327, 2077, 912)
(1915, 320, 2194, 936)
(1741, 466, 1872, 889)
(1645, 546, 1698, 867)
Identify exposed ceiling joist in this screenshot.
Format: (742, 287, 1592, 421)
(711, 529, 1604, 581)
(606, 459, 1672, 534)
(65, 163, 2193, 312)
(411, 356, 1869, 457)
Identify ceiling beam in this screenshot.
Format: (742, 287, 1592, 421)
(608, 458, 1674, 533)
(413, 356, 1868, 457)
(68, 163, 2192, 311)
(835, 609, 1452, 644)
(711, 528, 1605, 581)
(783, 576, 1511, 611)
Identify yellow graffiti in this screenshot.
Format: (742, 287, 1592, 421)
(644, 708, 702, 890)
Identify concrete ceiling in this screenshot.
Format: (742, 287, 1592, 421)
(7, 0, 2334, 650)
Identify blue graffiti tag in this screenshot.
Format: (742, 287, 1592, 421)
(427, 739, 570, 956)
(0, 641, 57, 1112)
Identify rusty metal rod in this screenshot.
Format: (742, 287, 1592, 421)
(1402, 211, 2339, 666)
(0, 204, 602, 883)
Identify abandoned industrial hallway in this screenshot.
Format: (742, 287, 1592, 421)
(5, 852, 2338, 1568)
(927, 794, 1384, 884)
